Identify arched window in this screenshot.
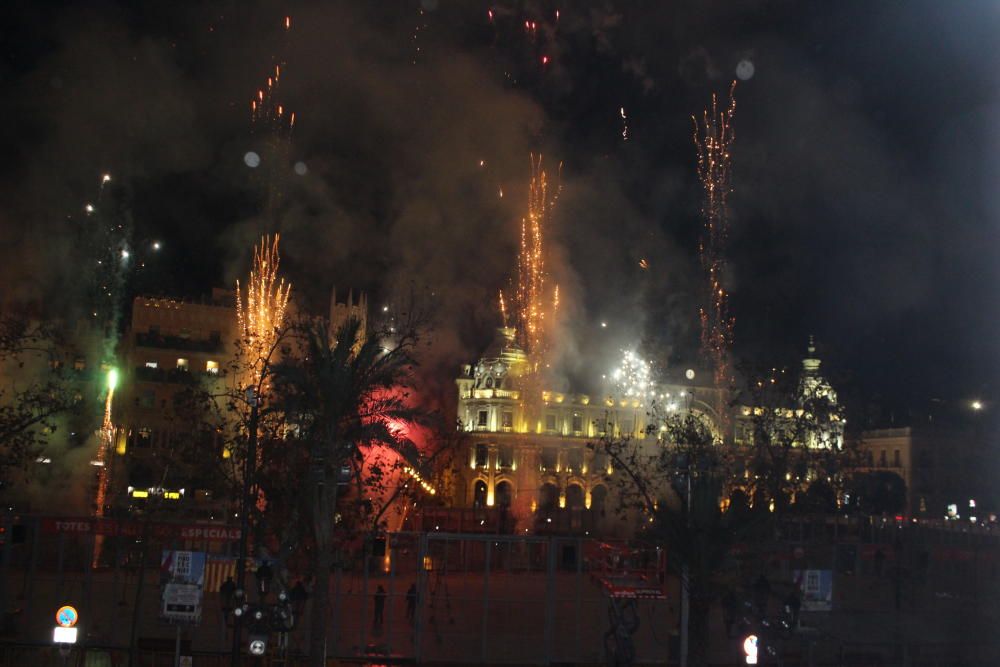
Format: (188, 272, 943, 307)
(495, 481, 513, 508)
(539, 483, 559, 512)
(473, 480, 488, 508)
(590, 485, 608, 516)
(566, 484, 585, 510)
(485, 376, 494, 388)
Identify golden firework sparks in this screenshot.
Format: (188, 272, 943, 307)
(93, 380, 115, 518)
(514, 154, 561, 366)
(693, 82, 737, 402)
(236, 234, 292, 386)
(498, 289, 508, 329)
(250, 62, 295, 134)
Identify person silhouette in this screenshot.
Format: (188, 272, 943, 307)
(374, 585, 386, 627)
(406, 583, 417, 622)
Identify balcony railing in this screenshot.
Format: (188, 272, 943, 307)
(135, 332, 225, 353)
(132, 365, 199, 384)
(471, 388, 520, 400)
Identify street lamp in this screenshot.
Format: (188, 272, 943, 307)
(743, 634, 759, 665)
(232, 386, 260, 666)
(971, 400, 983, 411)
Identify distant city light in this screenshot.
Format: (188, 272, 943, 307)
(102, 173, 111, 183)
(971, 400, 983, 411)
(85, 204, 94, 213)
(152, 241, 161, 251)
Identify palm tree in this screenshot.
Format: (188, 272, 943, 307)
(271, 316, 425, 666)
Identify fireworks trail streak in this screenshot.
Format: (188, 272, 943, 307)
(620, 106, 629, 141)
(93, 379, 115, 520)
(250, 62, 295, 134)
(249, 15, 296, 222)
(693, 81, 737, 399)
(499, 289, 509, 329)
(514, 154, 561, 367)
(504, 154, 563, 426)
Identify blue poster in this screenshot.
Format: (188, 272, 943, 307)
(793, 569, 833, 612)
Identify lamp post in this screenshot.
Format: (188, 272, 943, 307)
(231, 563, 295, 660)
(231, 387, 260, 666)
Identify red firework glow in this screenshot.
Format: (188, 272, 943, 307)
(352, 389, 437, 531)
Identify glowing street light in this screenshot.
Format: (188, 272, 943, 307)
(971, 400, 983, 411)
(743, 634, 759, 665)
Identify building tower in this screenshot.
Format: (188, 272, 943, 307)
(329, 287, 367, 350)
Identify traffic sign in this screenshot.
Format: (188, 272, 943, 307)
(163, 583, 203, 623)
(55, 606, 78, 628)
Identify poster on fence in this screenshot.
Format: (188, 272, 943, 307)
(161, 550, 206, 624)
(793, 569, 833, 612)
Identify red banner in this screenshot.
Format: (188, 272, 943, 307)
(40, 518, 241, 542)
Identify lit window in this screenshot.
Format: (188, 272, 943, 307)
(499, 445, 514, 468)
(206, 360, 219, 374)
(568, 449, 583, 471)
(475, 444, 489, 468)
(541, 448, 558, 470)
(502, 411, 513, 430)
(145, 361, 158, 369)
(176, 358, 189, 371)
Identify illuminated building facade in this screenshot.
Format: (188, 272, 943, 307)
(110, 285, 366, 516)
(453, 328, 728, 535)
(112, 289, 237, 515)
(860, 421, 996, 519)
(452, 331, 845, 535)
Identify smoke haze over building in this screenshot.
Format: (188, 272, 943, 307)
(0, 1, 998, 417)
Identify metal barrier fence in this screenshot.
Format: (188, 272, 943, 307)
(0, 519, 675, 665)
(1, 515, 999, 665)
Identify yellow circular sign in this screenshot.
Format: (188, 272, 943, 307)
(55, 606, 78, 628)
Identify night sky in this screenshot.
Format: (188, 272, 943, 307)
(1, 1, 998, 421)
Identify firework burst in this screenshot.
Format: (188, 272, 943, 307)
(236, 234, 292, 386)
(611, 350, 655, 403)
(693, 82, 737, 398)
